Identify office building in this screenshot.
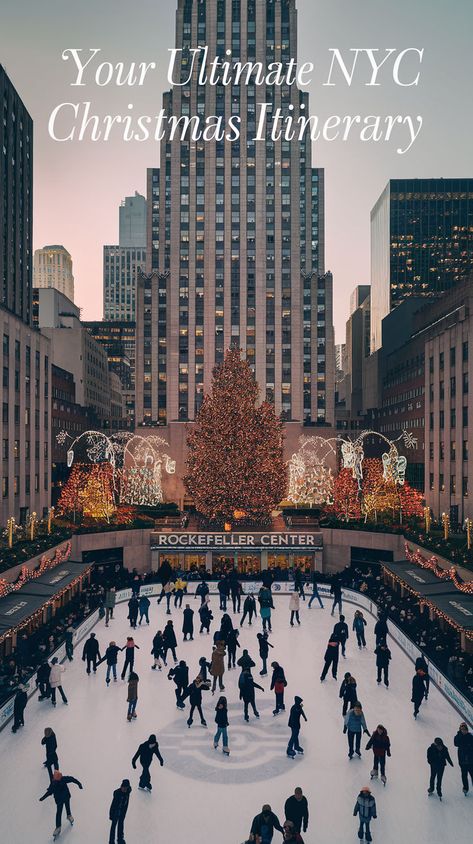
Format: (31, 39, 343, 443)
(84, 320, 136, 426)
(103, 193, 147, 322)
(370, 178, 473, 352)
(350, 285, 369, 316)
(345, 290, 370, 418)
(33, 245, 75, 302)
(51, 365, 92, 503)
(119, 192, 147, 248)
(135, 0, 334, 430)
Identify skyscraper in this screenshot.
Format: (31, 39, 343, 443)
(103, 193, 147, 321)
(136, 0, 334, 428)
(370, 178, 473, 352)
(119, 192, 147, 248)
(34, 245, 75, 302)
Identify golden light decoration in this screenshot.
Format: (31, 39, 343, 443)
(233, 510, 246, 520)
(7, 516, 15, 549)
(47, 507, 54, 535)
(465, 517, 472, 551)
(28, 512, 37, 541)
(424, 506, 431, 534)
(442, 512, 450, 541)
(224, 522, 232, 532)
(405, 542, 473, 595)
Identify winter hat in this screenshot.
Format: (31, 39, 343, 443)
(148, 734, 157, 744)
(51, 658, 58, 665)
(121, 779, 131, 788)
(53, 771, 63, 781)
(262, 804, 272, 813)
(295, 696, 303, 704)
(360, 786, 371, 793)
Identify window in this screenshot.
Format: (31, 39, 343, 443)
(439, 352, 444, 370)
(463, 372, 468, 394)
(463, 477, 469, 497)
(450, 442, 456, 461)
(463, 341, 469, 362)
(2, 403, 7, 424)
(439, 381, 444, 400)
(439, 441, 444, 460)
(439, 410, 444, 429)
(2, 367, 8, 388)
(450, 376, 456, 397)
(13, 440, 19, 459)
(463, 406, 469, 427)
(35, 474, 39, 493)
(25, 440, 30, 459)
(2, 477, 8, 498)
(429, 356, 434, 374)
(450, 347, 456, 367)
(14, 476, 19, 496)
(429, 473, 434, 491)
(2, 439, 7, 460)
(450, 408, 456, 428)
(439, 473, 445, 492)
(450, 475, 456, 494)
(463, 440, 468, 461)
(429, 412, 434, 431)
(429, 442, 434, 460)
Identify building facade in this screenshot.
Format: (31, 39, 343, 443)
(135, 0, 334, 429)
(119, 192, 147, 248)
(51, 364, 92, 504)
(103, 245, 146, 322)
(33, 245, 75, 302)
(370, 178, 473, 352)
(84, 320, 136, 426)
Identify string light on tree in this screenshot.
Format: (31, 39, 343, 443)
(442, 512, 450, 540)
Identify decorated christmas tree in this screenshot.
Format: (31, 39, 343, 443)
(331, 467, 362, 521)
(56, 464, 87, 523)
(184, 348, 287, 525)
(79, 464, 116, 523)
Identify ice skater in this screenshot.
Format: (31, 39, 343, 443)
(198, 655, 211, 683)
(11, 684, 27, 733)
(284, 787, 309, 835)
(121, 637, 140, 680)
(64, 627, 74, 661)
(82, 632, 101, 674)
(42, 727, 59, 782)
(199, 602, 213, 634)
(195, 579, 210, 605)
(374, 642, 391, 687)
(237, 648, 256, 671)
(109, 779, 131, 844)
(239, 669, 263, 721)
(454, 722, 473, 794)
(258, 585, 274, 632)
(182, 604, 194, 641)
(330, 578, 342, 616)
(37, 660, 52, 700)
(412, 668, 427, 718)
(214, 695, 230, 755)
(287, 696, 307, 758)
(366, 725, 391, 785)
(105, 587, 116, 626)
(249, 805, 283, 842)
(218, 576, 229, 611)
(230, 579, 243, 613)
(339, 673, 358, 716)
(415, 655, 430, 698)
(39, 770, 83, 840)
(353, 611, 367, 648)
(289, 591, 301, 626)
(173, 576, 186, 608)
(240, 592, 257, 626)
(132, 734, 164, 792)
(270, 661, 287, 715)
(151, 630, 165, 670)
(127, 671, 139, 721)
(257, 631, 274, 676)
(138, 594, 150, 625)
(183, 674, 210, 727)
(353, 787, 377, 842)
(344, 702, 370, 759)
(333, 615, 349, 657)
(374, 612, 388, 646)
(101, 641, 121, 685)
(210, 640, 226, 693)
(49, 658, 68, 706)
(127, 595, 139, 629)
(308, 573, 324, 609)
(162, 620, 178, 663)
(320, 633, 340, 681)
(427, 737, 454, 799)
(168, 660, 189, 709)
(226, 626, 240, 668)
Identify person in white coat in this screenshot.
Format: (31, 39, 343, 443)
(289, 593, 301, 626)
(49, 658, 68, 706)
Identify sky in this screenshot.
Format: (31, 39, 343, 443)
(0, 0, 472, 341)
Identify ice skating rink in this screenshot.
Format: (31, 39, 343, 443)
(0, 593, 472, 843)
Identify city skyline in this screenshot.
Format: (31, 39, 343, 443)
(1, 0, 472, 341)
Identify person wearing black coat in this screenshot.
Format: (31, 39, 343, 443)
(226, 627, 240, 669)
(427, 738, 454, 798)
(375, 643, 391, 687)
(168, 660, 189, 709)
(270, 662, 287, 715)
(454, 723, 473, 794)
(237, 649, 256, 671)
(42, 727, 59, 781)
(239, 670, 263, 721)
(320, 634, 340, 681)
(250, 805, 283, 842)
(333, 615, 349, 657)
(127, 597, 139, 629)
(284, 788, 309, 835)
(82, 633, 101, 674)
(218, 577, 230, 610)
(109, 779, 132, 844)
(132, 734, 164, 791)
(198, 656, 211, 682)
(412, 669, 427, 717)
(374, 614, 389, 646)
(199, 602, 213, 634)
(182, 605, 194, 641)
(195, 580, 210, 605)
(151, 631, 165, 670)
(287, 696, 307, 758)
(415, 655, 430, 698)
(182, 675, 210, 727)
(11, 685, 28, 733)
(240, 593, 257, 626)
(330, 579, 342, 616)
(230, 579, 243, 613)
(162, 621, 178, 663)
(138, 595, 151, 625)
(257, 631, 274, 676)
(39, 771, 83, 838)
(37, 661, 52, 700)
(339, 673, 358, 716)
(99, 641, 121, 684)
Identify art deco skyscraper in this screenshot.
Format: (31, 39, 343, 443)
(136, 0, 334, 427)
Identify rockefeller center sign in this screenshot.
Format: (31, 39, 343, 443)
(153, 532, 322, 550)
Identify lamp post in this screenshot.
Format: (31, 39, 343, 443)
(424, 506, 431, 534)
(441, 512, 450, 541)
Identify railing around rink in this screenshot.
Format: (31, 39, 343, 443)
(1, 582, 472, 731)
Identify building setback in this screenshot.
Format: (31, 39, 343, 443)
(34, 245, 75, 302)
(135, 0, 334, 428)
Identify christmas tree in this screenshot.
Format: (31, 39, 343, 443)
(184, 348, 287, 525)
(79, 464, 116, 523)
(56, 464, 87, 523)
(331, 467, 362, 521)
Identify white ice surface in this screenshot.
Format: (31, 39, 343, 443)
(0, 594, 472, 844)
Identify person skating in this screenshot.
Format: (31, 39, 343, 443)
(239, 669, 263, 721)
(127, 596, 139, 629)
(127, 671, 139, 721)
(218, 576, 230, 611)
(249, 804, 283, 843)
(109, 779, 131, 844)
(162, 620, 178, 663)
(366, 725, 391, 785)
(138, 594, 151, 625)
(374, 642, 391, 687)
(42, 727, 59, 782)
(230, 579, 243, 614)
(282, 819, 304, 843)
(210, 640, 226, 693)
(198, 655, 211, 683)
(105, 587, 116, 627)
(168, 660, 189, 709)
(353, 611, 367, 648)
(240, 593, 257, 626)
(270, 661, 287, 715)
(37, 661, 52, 700)
(308, 572, 324, 609)
(49, 658, 68, 706)
(427, 737, 454, 799)
(374, 613, 388, 646)
(183, 674, 211, 727)
(199, 602, 213, 634)
(353, 787, 377, 842)
(195, 579, 210, 605)
(344, 702, 370, 759)
(132, 734, 164, 792)
(218, 612, 234, 645)
(289, 592, 301, 626)
(284, 787, 308, 834)
(82, 632, 101, 674)
(11, 684, 27, 733)
(257, 631, 274, 676)
(415, 655, 430, 698)
(39, 770, 83, 840)
(121, 637, 140, 681)
(162, 580, 175, 614)
(226, 626, 240, 669)
(333, 615, 349, 657)
(287, 696, 307, 758)
(237, 648, 256, 671)
(412, 668, 427, 718)
(258, 586, 274, 632)
(339, 673, 358, 716)
(182, 604, 194, 641)
(330, 578, 342, 616)
(173, 576, 186, 609)
(320, 633, 340, 681)
(64, 627, 74, 661)
(214, 695, 230, 755)
(454, 722, 473, 794)
(151, 631, 165, 670)
(100, 641, 121, 684)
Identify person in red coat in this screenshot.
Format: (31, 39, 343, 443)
(366, 724, 391, 784)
